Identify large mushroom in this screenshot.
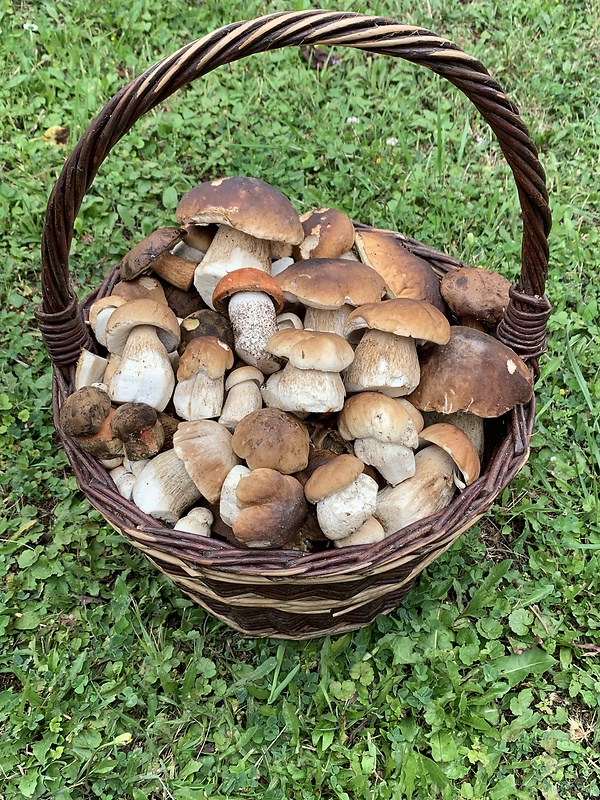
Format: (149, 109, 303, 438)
(132, 449, 202, 524)
(440, 267, 511, 330)
(173, 420, 240, 504)
(176, 176, 304, 308)
(343, 298, 451, 396)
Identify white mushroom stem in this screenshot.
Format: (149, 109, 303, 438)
(174, 507, 214, 536)
(193, 225, 271, 308)
(219, 378, 263, 431)
(316, 473, 379, 540)
(271, 256, 294, 277)
(220, 465, 252, 528)
(375, 446, 457, 534)
(353, 438, 416, 486)
(262, 365, 345, 414)
(304, 304, 353, 337)
(227, 291, 280, 374)
(132, 449, 202, 524)
(109, 465, 136, 500)
(173, 372, 225, 420)
(172, 240, 206, 262)
(75, 349, 108, 390)
(107, 325, 175, 411)
(333, 517, 385, 548)
(343, 329, 420, 396)
(276, 312, 303, 331)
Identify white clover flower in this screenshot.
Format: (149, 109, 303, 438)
(386, 137, 398, 146)
(346, 116, 359, 125)
(23, 22, 39, 32)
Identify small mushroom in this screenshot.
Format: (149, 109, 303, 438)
(440, 267, 512, 330)
(88, 295, 127, 348)
(293, 208, 356, 261)
(218, 366, 265, 431)
(109, 465, 136, 499)
(419, 422, 480, 488)
(232, 407, 310, 474)
(59, 386, 123, 460)
(179, 308, 235, 355)
(173, 419, 240, 504)
(110, 402, 165, 461)
(132, 449, 202, 524)
(174, 507, 214, 536)
(173, 336, 234, 420)
(333, 517, 386, 548)
(304, 454, 379, 541)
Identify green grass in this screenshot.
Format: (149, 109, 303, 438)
(1, 0, 600, 797)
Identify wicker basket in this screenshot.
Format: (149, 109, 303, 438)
(37, 11, 551, 639)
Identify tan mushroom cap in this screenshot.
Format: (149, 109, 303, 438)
(294, 208, 356, 260)
(212, 268, 285, 315)
(304, 454, 364, 503)
(267, 329, 354, 372)
(419, 423, 480, 485)
(232, 407, 310, 474)
(408, 326, 534, 418)
(233, 468, 307, 548)
(354, 229, 446, 312)
(105, 298, 181, 354)
(440, 267, 512, 324)
(173, 420, 240, 504)
(176, 335, 234, 381)
(225, 365, 264, 391)
(338, 392, 419, 446)
(111, 276, 168, 305)
(120, 227, 187, 280)
(88, 295, 127, 330)
(175, 176, 304, 244)
(276, 258, 387, 310)
(344, 298, 451, 344)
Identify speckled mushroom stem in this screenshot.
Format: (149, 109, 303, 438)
(227, 291, 280, 374)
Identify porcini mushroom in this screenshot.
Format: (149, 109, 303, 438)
(232, 407, 310, 474)
(132, 449, 201, 524)
(440, 267, 511, 330)
(59, 386, 123, 460)
(173, 336, 234, 420)
(293, 208, 356, 261)
(419, 422, 480, 488)
(174, 507, 214, 536)
(120, 227, 198, 291)
(218, 366, 264, 430)
(173, 420, 240, 504)
(110, 402, 165, 461)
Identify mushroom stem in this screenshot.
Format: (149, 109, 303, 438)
(304, 304, 353, 337)
(219, 378, 264, 431)
(173, 372, 225, 420)
(353, 438, 416, 486)
(194, 225, 271, 308)
(107, 325, 175, 411)
(262, 365, 346, 414)
(343, 329, 420, 396)
(227, 291, 280, 374)
(132, 450, 202, 524)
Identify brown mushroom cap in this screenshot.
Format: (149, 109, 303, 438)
(408, 326, 534, 417)
(110, 402, 158, 438)
(59, 386, 112, 438)
(212, 268, 286, 315)
(294, 208, 356, 260)
(354, 229, 446, 312)
(88, 295, 128, 331)
(112, 277, 168, 305)
(120, 227, 187, 280)
(440, 267, 512, 324)
(232, 408, 310, 474)
(304, 454, 364, 503)
(419, 422, 481, 485)
(338, 392, 419, 446)
(105, 298, 181, 354)
(276, 258, 387, 310)
(175, 176, 304, 244)
(344, 298, 451, 344)
(176, 335, 234, 381)
(232, 468, 307, 548)
(179, 309, 235, 354)
(173, 420, 240, 504)
(266, 329, 354, 372)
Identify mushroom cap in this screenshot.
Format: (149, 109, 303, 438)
(344, 298, 451, 344)
(173, 420, 240, 504)
(232, 407, 310, 474)
(225, 365, 264, 391)
(232, 468, 307, 548)
(276, 258, 387, 310)
(304, 454, 364, 503)
(88, 295, 127, 330)
(266, 329, 354, 371)
(59, 386, 112, 437)
(176, 335, 234, 381)
(105, 298, 180, 354)
(354, 229, 446, 312)
(112, 276, 168, 305)
(109, 402, 158, 437)
(440, 266, 512, 324)
(338, 392, 419, 446)
(212, 268, 285, 315)
(408, 326, 534, 418)
(120, 227, 187, 280)
(175, 176, 304, 244)
(419, 422, 481, 485)
(179, 309, 235, 354)
(294, 208, 356, 260)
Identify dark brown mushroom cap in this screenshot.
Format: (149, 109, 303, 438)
(120, 227, 187, 280)
(175, 176, 304, 244)
(59, 386, 112, 437)
(232, 469, 307, 548)
(232, 408, 310, 474)
(212, 268, 286, 315)
(440, 267, 512, 324)
(179, 309, 235, 354)
(344, 298, 451, 344)
(110, 403, 158, 438)
(408, 326, 534, 418)
(293, 208, 356, 260)
(276, 258, 387, 310)
(354, 229, 446, 312)
(163, 284, 205, 319)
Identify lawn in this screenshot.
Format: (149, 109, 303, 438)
(1, 0, 599, 798)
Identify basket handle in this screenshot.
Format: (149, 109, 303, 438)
(38, 10, 551, 370)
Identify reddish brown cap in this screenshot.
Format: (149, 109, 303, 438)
(176, 176, 304, 244)
(276, 258, 386, 310)
(344, 298, 451, 344)
(212, 268, 285, 315)
(294, 208, 356, 260)
(408, 326, 534, 417)
(419, 423, 480, 485)
(232, 408, 310, 474)
(120, 228, 187, 280)
(440, 267, 512, 324)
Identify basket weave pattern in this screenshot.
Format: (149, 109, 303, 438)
(37, 11, 551, 639)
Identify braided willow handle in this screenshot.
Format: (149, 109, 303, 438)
(39, 10, 551, 360)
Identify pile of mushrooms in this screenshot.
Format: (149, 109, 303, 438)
(63, 175, 534, 550)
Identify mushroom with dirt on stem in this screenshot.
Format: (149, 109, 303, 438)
(110, 402, 165, 462)
(59, 386, 123, 460)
